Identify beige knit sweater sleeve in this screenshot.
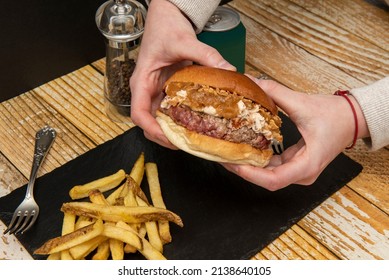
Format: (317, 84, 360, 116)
(168, 0, 221, 32)
(350, 77, 389, 151)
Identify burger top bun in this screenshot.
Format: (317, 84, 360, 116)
(163, 65, 278, 115)
(156, 111, 273, 167)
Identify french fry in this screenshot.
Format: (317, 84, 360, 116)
(145, 162, 172, 244)
(89, 189, 110, 206)
(138, 224, 147, 238)
(69, 235, 108, 260)
(124, 242, 138, 254)
(106, 182, 126, 205)
(116, 221, 166, 260)
(119, 181, 130, 199)
(109, 238, 124, 260)
(124, 188, 138, 207)
(60, 212, 76, 260)
(139, 237, 166, 260)
(136, 196, 163, 253)
(125, 223, 148, 253)
(47, 252, 61, 260)
(102, 223, 142, 250)
(122, 189, 141, 253)
(129, 152, 145, 186)
(69, 169, 126, 200)
(36, 152, 183, 261)
(89, 190, 127, 259)
(61, 212, 76, 234)
(111, 181, 131, 206)
(127, 175, 149, 203)
(61, 202, 183, 227)
(75, 217, 94, 230)
(34, 219, 104, 255)
(70, 189, 109, 260)
(91, 239, 110, 260)
(60, 249, 73, 260)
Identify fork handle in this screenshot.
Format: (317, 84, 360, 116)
(25, 126, 57, 199)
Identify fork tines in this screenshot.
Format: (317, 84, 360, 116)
(271, 140, 284, 155)
(3, 208, 39, 235)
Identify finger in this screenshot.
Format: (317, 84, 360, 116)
(130, 97, 176, 149)
(279, 139, 306, 163)
(252, 79, 307, 116)
(266, 145, 298, 168)
(144, 130, 178, 150)
(222, 151, 317, 191)
(133, 109, 177, 150)
(178, 40, 236, 71)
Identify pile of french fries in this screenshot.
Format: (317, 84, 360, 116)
(33, 152, 183, 260)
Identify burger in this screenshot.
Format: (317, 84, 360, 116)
(155, 65, 282, 167)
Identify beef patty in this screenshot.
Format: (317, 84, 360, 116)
(160, 105, 270, 150)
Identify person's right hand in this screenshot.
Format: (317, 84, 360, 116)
(130, 0, 234, 148)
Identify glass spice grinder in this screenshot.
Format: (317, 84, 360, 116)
(96, 0, 146, 123)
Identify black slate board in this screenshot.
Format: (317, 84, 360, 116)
(0, 114, 362, 259)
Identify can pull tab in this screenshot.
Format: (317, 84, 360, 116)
(205, 14, 222, 28)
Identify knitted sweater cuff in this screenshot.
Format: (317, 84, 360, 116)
(350, 77, 389, 150)
(168, 0, 221, 33)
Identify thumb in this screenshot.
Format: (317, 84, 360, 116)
(183, 40, 236, 71)
(254, 79, 306, 116)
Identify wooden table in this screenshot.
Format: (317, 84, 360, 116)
(1, 0, 388, 260)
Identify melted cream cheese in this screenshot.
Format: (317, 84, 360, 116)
(203, 106, 217, 116)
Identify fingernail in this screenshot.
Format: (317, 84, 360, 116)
(217, 60, 236, 71)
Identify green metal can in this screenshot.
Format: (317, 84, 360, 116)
(197, 6, 246, 73)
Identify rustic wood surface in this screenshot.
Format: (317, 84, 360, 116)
(1, 0, 388, 260)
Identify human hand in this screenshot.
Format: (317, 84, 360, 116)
(130, 0, 234, 149)
(222, 78, 369, 191)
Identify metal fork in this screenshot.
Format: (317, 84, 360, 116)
(3, 126, 56, 235)
(271, 139, 284, 155)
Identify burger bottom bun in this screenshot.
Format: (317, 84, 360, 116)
(156, 111, 273, 167)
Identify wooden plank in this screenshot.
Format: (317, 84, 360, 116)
(264, 243, 289, 259)
(285, 225, 338, 259)
(0, 153, 32, 260)
(33, 65, 133, 146)
(257, 225, 338, 260)
(270, 238, 303, 259)
(258, 247, 280, 260)
(0, 153, 27, 198)
(233, 12, 365, 92)
(250, 252, 267, 260)
(289, 0, 389, 52)
(298, 187, 389, 259)
(91, 58, 105, 74)
(344, 142, 389, 214)
(230, 0, 389, 85)
(0, 222, 33, 260)
(0, 93, 96, 178)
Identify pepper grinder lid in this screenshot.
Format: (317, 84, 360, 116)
(96, 0, 146, 44)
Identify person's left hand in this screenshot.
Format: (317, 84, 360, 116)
(130, 0, 234, 149)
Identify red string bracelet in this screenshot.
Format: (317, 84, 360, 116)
(334, 90, 358, 149)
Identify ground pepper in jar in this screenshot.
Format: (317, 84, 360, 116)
(106, 58, 136, 113)
(96, 0, 146, 122)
